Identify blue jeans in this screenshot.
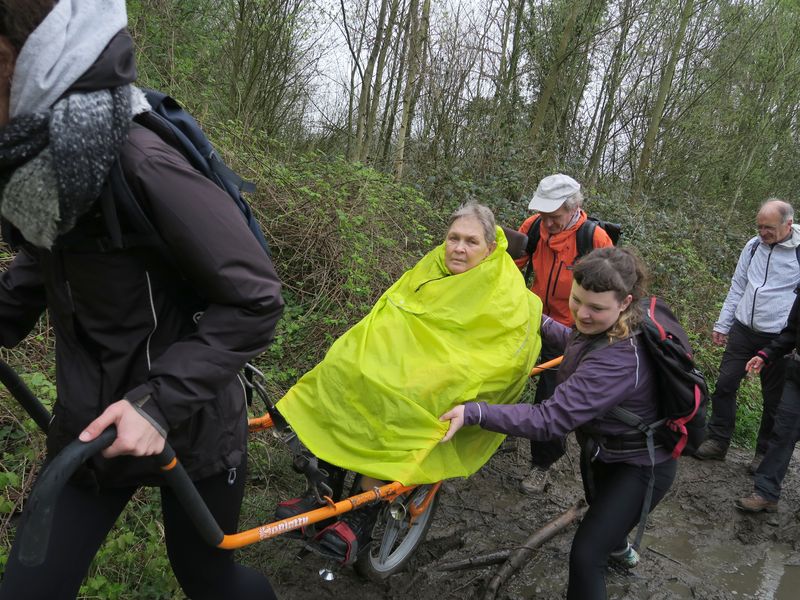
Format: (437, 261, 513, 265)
(754, 368, 800, 502)
(707, 320, 785, 453)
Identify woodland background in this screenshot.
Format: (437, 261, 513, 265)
(1, 0, 799, 596)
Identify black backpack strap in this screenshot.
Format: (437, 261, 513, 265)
(745, 238, 760, 270)
(606, 405, 661, 551)
(106, 159, 169, 254)
(208, 153, 256, 194)
(524, 217, 542, 286)
(576, 219, 597, 259)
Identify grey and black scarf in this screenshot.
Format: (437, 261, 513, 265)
(0, 86, 131, 248)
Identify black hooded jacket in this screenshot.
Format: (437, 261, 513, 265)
(0, 32, 284, 485)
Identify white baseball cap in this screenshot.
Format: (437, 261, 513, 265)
(528, 174, 581, 212)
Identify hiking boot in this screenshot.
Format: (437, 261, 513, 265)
(274, 494, 323, 538)
(520, 466, 549, 494)
(693, 438, 728, 461)
(609, 543, 640, 569)
(735, 493, 778, 513)
(317, 504, 381, 565)
(748, 453, 765, 475)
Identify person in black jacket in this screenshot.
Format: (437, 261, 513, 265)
(0, 2, 283, 598)
(736, 289, 800, 513)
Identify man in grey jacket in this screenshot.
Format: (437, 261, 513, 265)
(695, 199, 800, 472)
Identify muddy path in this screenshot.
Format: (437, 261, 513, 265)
(254, 437, 800, 599)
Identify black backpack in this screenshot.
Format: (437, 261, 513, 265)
(607, 296, 709, 458)
(524, 216, 621, 285)
(71, 89, 270, 258)
(595, 296, 708, 549)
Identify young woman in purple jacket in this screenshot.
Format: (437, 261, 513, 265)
(440, 246, 677, 600)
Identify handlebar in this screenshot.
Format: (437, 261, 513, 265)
(18, 426, 117, 566)
(530, 355, 563, 376)
(18, 426, 224, 567)
(0, 358, 52, 433)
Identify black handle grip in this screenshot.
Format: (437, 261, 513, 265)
(18, 427, 226, 568)
(0, 358, 51, 433)
(18, 426, 117, 566)
(155, 445, 224, 548)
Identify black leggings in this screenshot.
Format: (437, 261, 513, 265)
(0, 460, 276, 600)
(567, 458, 677, 600)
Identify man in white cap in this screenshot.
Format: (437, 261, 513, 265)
(515, 173, 614, 494)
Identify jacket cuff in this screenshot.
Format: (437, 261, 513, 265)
(463, 402, 486, 427)
(124, 384, 168, 438)
(757, 350, 770, 363)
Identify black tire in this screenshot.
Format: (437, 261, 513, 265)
(355, 484, 440, 581)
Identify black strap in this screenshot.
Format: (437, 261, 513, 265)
(746, 238, 800, 269)
(208, 153, 256, 194)
(575, 219, 597, 258)
(524, 216, 602, 285)
(100, 167, 124, 250)
(606, 405, 662, 551)
(524, 217, 542, 286)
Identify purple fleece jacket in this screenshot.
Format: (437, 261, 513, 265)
(463, 317, 673, 465)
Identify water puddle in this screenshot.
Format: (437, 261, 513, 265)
(643, 496, 800, 599)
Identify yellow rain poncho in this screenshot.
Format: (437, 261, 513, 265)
(277, 227, 542, 484)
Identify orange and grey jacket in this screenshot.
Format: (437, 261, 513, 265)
(515, 210, 613, 326)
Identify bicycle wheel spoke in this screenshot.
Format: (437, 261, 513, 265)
(378, 521, 402, 563)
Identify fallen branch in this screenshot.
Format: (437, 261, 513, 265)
(434, 549, 512, 572)
(482, 499, 588, 600)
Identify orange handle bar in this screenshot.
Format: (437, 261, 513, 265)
(217, 481, 418, 549)
(530, 355, 563, 376)
(248, 413, 273, 432)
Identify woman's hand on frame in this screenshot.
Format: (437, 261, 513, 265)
(79, 400, 166, 458)
(439, 405, 466, 443)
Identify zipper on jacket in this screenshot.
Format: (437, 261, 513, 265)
(551, 261, 565, 299)
(414, 274, 449, 293)
(144, 271, 158, 370)
(750, 245, 773, 328)
(543, 253, 557, 314)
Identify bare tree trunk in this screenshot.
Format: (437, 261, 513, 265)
(342, 0, 367, 159)
(632, 0, 695, 197)
(528, 0, 585, 157)
(351, 0, 391, 161)
(360, 0, 400, 163)
(381, 1, 411, 165)
(393, 0, 431, 180)
(586, 0, 634, 183)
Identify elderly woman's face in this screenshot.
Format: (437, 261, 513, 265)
(445, 216, 496, 274)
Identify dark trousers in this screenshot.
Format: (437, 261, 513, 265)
(707, 320, 785, 454)
(530, 341, 567, 469)
(754, 368, 800, 501)
(567, 458, 677, 600)
(0, 457, 276, 600)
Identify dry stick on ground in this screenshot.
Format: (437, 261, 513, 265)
(482, 500, 588, 600)
(434, 549, 513, 572)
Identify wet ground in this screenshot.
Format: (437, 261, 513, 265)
(254, 437, 800, 599)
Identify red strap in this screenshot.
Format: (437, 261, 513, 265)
(648, 296, 666, 340)
(666, 384, 702, 458)
(321, 520, 357, 564)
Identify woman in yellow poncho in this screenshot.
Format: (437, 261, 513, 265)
(275, 203, 542, 560)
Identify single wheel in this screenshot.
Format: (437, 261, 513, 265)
(355, 484, 440, 581)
